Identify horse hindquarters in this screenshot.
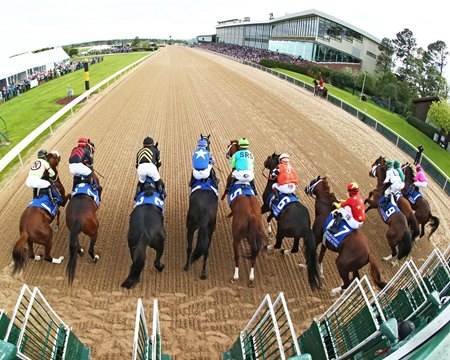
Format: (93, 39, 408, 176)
(121, 234, 148, 289)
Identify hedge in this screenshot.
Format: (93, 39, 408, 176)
(406, 116, 437, 139)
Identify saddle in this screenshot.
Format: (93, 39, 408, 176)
(73, 174, 98, 190)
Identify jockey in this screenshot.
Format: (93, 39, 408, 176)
(135, 136, 165, 200)
(380, 159, 404, 208)
(190, 137, 218, 186)
(270, 153, 298, 200)
(408, 164, 428, 194)
(225, 137, 257, 195)
(329, 182, 365, 233)
(394, 160, 405, 186)
(69, 137, 95, 189)
(25, 149, 58, 204)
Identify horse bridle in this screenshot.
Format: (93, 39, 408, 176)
(370, 164, 380, 178)
(305, 178, 323, 198)
(225, 141, 238, 160)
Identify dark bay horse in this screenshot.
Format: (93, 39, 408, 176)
(13, 152, 70, 273)
(185, 134, 218, 280)
(223, 140, 265, 287)
(305, 176, 386, 294)
(366, 156, 419, 242)
(364, 157, 412, 263)
(121, 203, 165, 289)
(262, 153, 320, 290)
(402, 163, 440, 239)
(65, 169, 101, 284)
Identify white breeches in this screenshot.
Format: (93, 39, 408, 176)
(137, 163, 160, 183)
(193, 164, 212, 180)
(385, 182, 404, 196)
(272, 183, 296, 194)
(69, 163, 92, 177)
(232, 170, 254, 182)
(336, 207, 363, 230)
(414, 181, 427, 189)
(26, 176, 51, 189)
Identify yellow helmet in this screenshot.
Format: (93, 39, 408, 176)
(347, 182, 359, 192)
(238, 137, 249, 148)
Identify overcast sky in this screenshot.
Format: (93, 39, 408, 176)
(2, 0, 449, 79)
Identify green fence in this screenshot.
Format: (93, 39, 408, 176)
(419, 248, 450, 296)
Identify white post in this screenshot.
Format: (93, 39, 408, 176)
(360, 72, 367, 101)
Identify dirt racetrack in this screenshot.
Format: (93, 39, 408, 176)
(0, 46, 449, 359)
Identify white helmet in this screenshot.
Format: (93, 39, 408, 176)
(279, 153, 290, 163)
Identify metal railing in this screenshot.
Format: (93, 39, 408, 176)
(419, 248, 450, 295)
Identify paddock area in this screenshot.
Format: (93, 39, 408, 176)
(0, 46, 449, 359)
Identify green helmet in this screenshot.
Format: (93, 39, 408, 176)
(238, 137, 249, 148)
(386, 160, 393, 167)
(394, 160, 401, 168)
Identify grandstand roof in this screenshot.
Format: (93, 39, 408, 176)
(0, 47, 69, 82)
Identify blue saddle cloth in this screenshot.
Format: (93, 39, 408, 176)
(228, 183, 255, 206)
(406, 190, 423, 205)
(72, 183, 100, 207)
(134, 191, 165, 215)
(377, 196, 400, 222)
(323, 214, 356, 250)
(190, 178, 218, 197)
(28, 195, 60, 217)
(267, 192, 300, 219)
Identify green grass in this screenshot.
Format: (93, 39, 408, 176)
(276, 69, 450, 177)
(0, 52, 149, 159)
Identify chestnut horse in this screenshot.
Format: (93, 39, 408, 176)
(12, 151, 70, 273)
(402, 163, 440, 239)
(222, 140, 265, 287)
(65, 170, 102, 284)
(262, 153, 320, 290)
(305, 176, 386, 294)
(364, 157, 412, 263)
(366, 156, 419, 242)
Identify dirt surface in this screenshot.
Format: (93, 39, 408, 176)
(0, 46, 449, 359)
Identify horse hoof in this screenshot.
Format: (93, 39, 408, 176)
(331, 287, 342, 296)
(383, 255, 392, 261)
(78, 248, 85, 256)
(94, 255, 100, 263)
(34, 255, 41, 261)
(156, 264, 165, 272)
(266, 245, 274, 251)
(184, 265, 189, 272)
(200, 274, 207, 280)
(283, 249, 291, 255)
(391, 260, 398, 267)
(298, 263, 307, 269)
(52, 256, 64, 264)
(247, 281, 255, 288)
(121, 279, 137, 289)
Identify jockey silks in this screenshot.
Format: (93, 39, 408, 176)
(230, 149, 254, 171)
(136, 146, 161, 168)
(192, 148, 211, 170)
(69, 146, 93, 166)
(275, 163, 298, 185)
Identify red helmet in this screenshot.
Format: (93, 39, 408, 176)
(347, 182, 359, 192)
(78, 137, 89, 147)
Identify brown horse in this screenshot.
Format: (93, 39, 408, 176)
(65, 170, 101, 284)
(262, 153, 321, 290)
(364, 157, 413, 263)
(366, 156, 419, 242)
(12, 152, 70, 273)
(222, 140, 265, 287)
(305, 176, 386, 294)
(402, 163, 440, 239)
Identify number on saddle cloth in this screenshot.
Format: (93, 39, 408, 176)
(323, 213, 354, 249)
(269, 192, 299, 218)
(227, 183, 254, 206)
(72, 183, 100, 207)
(407, 190, 423, 205)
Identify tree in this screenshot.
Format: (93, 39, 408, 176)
(427, 40, 448, 76)
(381, 83, 398, 110)
(376, 37, 395, 74)
(427, 100, 450, 132)
(392, 29, 417, 87)
(132, 36, 140, 47)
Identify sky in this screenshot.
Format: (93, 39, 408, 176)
(1, 0, 449, 80)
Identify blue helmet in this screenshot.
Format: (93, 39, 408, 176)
(197, 138, 208, 148)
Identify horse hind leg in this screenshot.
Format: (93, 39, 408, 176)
(153, 234, 165, 272)
(88, 233, 100, 262)
(231, 239, 240, 283)
(43, 239, 64, 264)
(200, 247, 210, 280)
(184, 226, 195, 272)
(333, 260, 351, 296)
(121, 242, 147, 289)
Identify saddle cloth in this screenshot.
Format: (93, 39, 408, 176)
(72, 183, 100, 207)
(190, 178, 218, 197)
(134, 191, 165, 215)
(267, 192, 299, 219)
(28, 196, 59, 217)
(323, 214, 356, 250)
(228, 183, 255, 206)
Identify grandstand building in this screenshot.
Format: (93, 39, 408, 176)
(215, 9, 381, 73)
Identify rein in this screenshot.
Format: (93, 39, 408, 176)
(261, 167, 276, 181)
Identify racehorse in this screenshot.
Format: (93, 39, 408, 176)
(13, 151, 70, 273)
(364, 157, 413, 263)
(262, 153, 320, 290)
(222, 140, 265, 287)
(65, 169, 102, 284)
(366, 156, 419, 242)
(305, 176, 386, 294)
(402, 163, 440, 239)
(185, 134, 218, 280)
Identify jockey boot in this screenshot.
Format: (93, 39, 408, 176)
(134, 182, 143, 201)
(250, 180, 258, 195)
(47, 187, 57, 205)
(225, 177, 234, 194)
(329, 213, 343, 234)
(189, 174, 196, 187)
(210, 169, 219, 186)
(155, 179, 166, 199)
(89, 176, 98, 191)
(33, 188, 38, 199)
(273, 189, 280, 202)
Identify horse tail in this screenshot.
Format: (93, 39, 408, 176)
(12, 231, 29, 274)
(369, 254, 387, 290)
(191, 223, 209, 263)
(428, 214, 440, 239)
(246, 214, 263, 260)
(303, 227, 321, 290)
(67, 219, 81, 285)
(409, 214, 420, 243)
(397, 229, 412, 260)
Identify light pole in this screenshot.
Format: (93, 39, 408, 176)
(360, 72, 367, 101)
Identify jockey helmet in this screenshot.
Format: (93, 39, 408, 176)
(394, 160, 401, 168)
(386, 160, 393, 168)
(279, 153, 290, 163)
(37, 149, 48, 159)
(416, 164, 423, 171)
(347, 182, 359, 192)
(197, 138, 208, 148)
(143, 136, 154, 146)
(78, 137, 89, 147)
(238, 137, 249, 148)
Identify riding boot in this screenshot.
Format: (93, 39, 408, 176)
(47, 187, 57, 205)
(155, 179, 166, 199)
(89, 175, 98, 191)
(51, 186, 62, 205)
(210, 168, 219, 186)
(329, 213, 343, 234)
(134, 182, 143, 201)
(225, 177, 234, 194)
(189, 174, 196, 187)
(33, 188, 38, 199)
(250, 180, 258, 195)
(273, 189, 280, 202)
